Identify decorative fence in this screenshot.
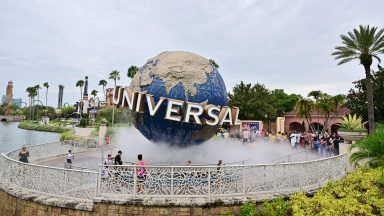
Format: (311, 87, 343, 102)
(0, 141, 349, 202)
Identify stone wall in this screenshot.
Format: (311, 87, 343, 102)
(0, 188, 242, 216)
(0, 115, 24, 122)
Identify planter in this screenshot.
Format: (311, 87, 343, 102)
(338, 130, 367, 144)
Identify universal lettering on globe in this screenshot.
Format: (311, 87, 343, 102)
(112, 86, 240, 126)
(124, 51, 236, 145)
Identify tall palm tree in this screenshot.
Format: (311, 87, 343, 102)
(127, 66, 139, 79)
(76, 80, 85, 115)
(34, 84, 41, 101)
(26, 87, 37, 120)
(98, 79, 107, 102)
(209, 59, 219, 69)
(91, 90, 98, 112)
(332, 25, 384, 133)
(43, 82, 49, 117)
(109, 70, 120, 87)
(109, 70, 120, 127)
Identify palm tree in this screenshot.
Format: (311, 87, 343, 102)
(295, 99, 315, 133)
(109, 70, 120, 127)
(26, 87, 37, 120)
(98, 79, 107, 102)
(91, 90, 98, 112)
(332, 25, 384, 133)
(43, 82, 49, 117)
(109, 70, 120, 87)
(308, 90, 323, 133)
(127, 66, 139, 79)
(76, 80, 85, 115)
(209, 59, 219, 69)
(34, 84, 41, 101)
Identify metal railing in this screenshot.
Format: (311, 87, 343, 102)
(270, 150, 309, 163)
(0, 141, 349, 202)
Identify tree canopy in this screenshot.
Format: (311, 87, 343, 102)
(228, 81, 301, 121)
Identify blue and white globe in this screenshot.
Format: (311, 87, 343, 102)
(130, 51, 228, 146)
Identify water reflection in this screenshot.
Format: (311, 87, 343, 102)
(0, 122, 59, 153)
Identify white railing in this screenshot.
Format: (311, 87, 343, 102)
(6, 139, 99, 163)
(97, 154, 348, 200)
(0, 141, 349, 202)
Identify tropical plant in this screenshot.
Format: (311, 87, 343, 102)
(350, 125, 384, 168)
(91, 90, 98, 110)
(295, 93, 346, 136)
(76, 80, 85, 115)
(109, 70, 120, 127)
(332, 25, 384, 133)
(127, 65, 139, 79)
(98, 79, 107, 102)
(26, 86, 37, 120)
(43, 82, 49, 117)
(209, 59, 219, 69)
(340, 114, 367, 132)
(34, 84, 41, 101)
(109, 70, 120, 87)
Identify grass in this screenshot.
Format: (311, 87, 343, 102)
(18, 121, 70, 133)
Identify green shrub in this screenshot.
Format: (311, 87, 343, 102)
(60, 130, 76, 141)
(258, 197, 290, 216)
(240, 202, 256, 216)
(18, 121, 69, 133)
(78, 119, 89, 128)
(350, 124, 384, 168)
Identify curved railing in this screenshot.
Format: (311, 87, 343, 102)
(0, 141, 349, 202)
(97, 154, 348, 200)
(0, 140, 99, 200)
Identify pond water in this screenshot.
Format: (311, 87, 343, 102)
(0, 122, 59, 154)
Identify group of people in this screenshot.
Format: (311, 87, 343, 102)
(239, 129, 288, 143)
(102, 151, 147, 193)
(288, 131, 341, 157)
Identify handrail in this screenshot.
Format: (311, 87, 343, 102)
(270, 150, 308, 163)
(0, 140, 349, 203)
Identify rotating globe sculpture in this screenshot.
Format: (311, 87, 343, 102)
(130, 51, 228, 146)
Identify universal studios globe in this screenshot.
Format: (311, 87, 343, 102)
(129, 51, 228, 146)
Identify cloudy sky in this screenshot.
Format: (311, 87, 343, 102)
(0, 0, 383, 107)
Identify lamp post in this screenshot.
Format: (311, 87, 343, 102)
(264, 114, 270, 132)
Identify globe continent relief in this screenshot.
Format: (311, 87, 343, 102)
(129, 51, 228, 146)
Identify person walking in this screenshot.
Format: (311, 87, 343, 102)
(18, 147, 29, 163)
(114, 150, 123, 165)
(65, 150, 74, 168)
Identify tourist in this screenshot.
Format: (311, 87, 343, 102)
(114, 150, 123, 165)
(136, 154, 146, 193)
(319, 137, 326, 158)
(104, 154, 114, 165)
(66, 150, 74, 169)
(325, 137, 333, 157)
(290, 131, 297, 147)
(333, 135, 340, 155)
(18, 146, 29, 163)
(242, 129, 250, 142)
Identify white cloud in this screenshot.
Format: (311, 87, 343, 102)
(0, 0, 383, 106)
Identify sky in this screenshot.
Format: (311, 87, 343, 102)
(0, 0, 383, 107)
